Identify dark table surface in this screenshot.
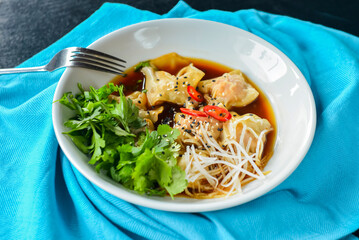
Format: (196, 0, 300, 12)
(0, 0, 358, 237)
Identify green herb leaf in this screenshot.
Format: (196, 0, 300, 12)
(134, 60, 151, 72)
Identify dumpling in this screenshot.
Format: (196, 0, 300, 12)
(220, 113, 272, 155)
(109, 91, 147, 110)
(109, 91, 163, 123)
(126, 91, 147, 110)
(173, 113, 223, 147)
(138, 106, 164, 123)
(142, 64, 205, 106)
(198, 70, 259, 109)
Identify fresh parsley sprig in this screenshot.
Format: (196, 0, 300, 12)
(56, 83, 187, 197)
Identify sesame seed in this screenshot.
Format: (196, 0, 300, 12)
(138, 100, 141, 104)
(184, 76, 187, 78)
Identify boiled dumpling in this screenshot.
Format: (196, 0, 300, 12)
(142, 64, 205, 106)
(198, 70, 259, 109)
(173, 113, 223, 147)
(138, 106, 164, 123)
(109, 91, 163, 123)
(220, 113, 272, 155)
(126, 91, 147, 110)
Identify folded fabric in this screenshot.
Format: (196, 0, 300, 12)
(1, 1, 358, 239)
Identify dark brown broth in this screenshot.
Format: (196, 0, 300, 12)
(111, 55, 276, 163)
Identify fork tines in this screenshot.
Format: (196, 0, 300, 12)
(70, 47, 126, 76)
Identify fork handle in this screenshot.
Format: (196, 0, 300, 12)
(0, 66, 46, 75)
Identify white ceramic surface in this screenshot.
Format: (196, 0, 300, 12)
(52, 19, 316, 212)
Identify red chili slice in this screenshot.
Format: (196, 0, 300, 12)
(187, 85, 204, 102)
(180, 108, 207, 117)
(203, 105, 232, 122)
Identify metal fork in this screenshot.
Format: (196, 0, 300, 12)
(0, 47, 126, 76)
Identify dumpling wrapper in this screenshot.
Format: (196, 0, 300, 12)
(220, 113, 272, 154)
(198, 70, 259, 109)
(142, 64, 205, 106)
(174, 113, 223, 147)
(109, 91, 163, 123)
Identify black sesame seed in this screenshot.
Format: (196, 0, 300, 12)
(212, 80, 215, 82)
(183, 82, 186, 84)
(180, 114, 185, 118)
(159, 94, 162, 97)
(174, 86, 178, 88)
(138, 100, 141, 104)
(174, 89, 178, 91)
(184, 76, 188, 78)
(179, 154, 183, 157)
(187, 84, 190, 86)
(209, 135, 213, 138)
(187, 97, 191, 101)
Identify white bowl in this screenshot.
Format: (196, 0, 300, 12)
(52, 19, 316, 212)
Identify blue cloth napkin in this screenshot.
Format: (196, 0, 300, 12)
(1, 1, 359, 239)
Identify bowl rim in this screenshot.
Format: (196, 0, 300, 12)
(52, 18, 317, 212)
